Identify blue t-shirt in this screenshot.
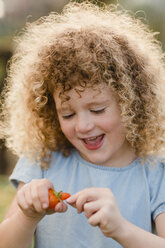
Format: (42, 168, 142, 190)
(10, 149, 165, 248)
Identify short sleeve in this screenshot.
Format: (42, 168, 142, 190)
(9, 157, 43, 188)
(149, 161, 165, 221)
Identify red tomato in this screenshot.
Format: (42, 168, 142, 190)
(48, 189, 71, 209)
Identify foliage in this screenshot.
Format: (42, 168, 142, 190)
(0, 175, 15, 222)
(0, 175, 34, 247)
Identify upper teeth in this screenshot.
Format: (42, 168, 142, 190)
(86, 136, 98, 141)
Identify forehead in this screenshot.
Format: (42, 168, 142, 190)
(54, 83, 116, 107)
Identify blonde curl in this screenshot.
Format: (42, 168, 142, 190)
(0, 1, 165, 168)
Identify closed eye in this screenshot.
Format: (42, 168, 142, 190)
(90, 107, 106, 114)
(62, 113, 75, 119)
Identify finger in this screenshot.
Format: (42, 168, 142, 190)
(66, 193, 77, 208)
(30, 179, 53, 213)
(66, 188, 106, 213)
(24, 184, 34, 209)
(73, 189, 99, 213)
(66, 191, 81, 210)
(66, 188, 99, 204)
(31, 179, 53, 211)
(66, 201, 77, 209)
(83, 200, 100, 219)
(17, 186, 29, 210)
(88, 209, 102, 227)
(55, 202, 68, 213)
(30, 183, 43, 213)
(66, 192, 79, 204)
(37, 179, 53, 209)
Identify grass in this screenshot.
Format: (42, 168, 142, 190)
(0, 175, 16, 222)
(0, 175, 34, 248)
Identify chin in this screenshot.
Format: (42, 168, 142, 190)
(87, 155, 108, 166)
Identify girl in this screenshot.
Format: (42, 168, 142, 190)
(0, 1, 165, 247)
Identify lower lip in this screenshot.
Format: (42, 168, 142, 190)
(82, 135, 104, 150)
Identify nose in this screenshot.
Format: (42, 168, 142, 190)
(75, 113, 94, 134)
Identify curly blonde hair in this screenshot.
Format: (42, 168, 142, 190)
(0, 1, 165, 168)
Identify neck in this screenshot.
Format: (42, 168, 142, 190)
(108, 145, 137, 168)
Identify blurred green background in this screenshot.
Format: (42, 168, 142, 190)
(0, 0, 165, 227)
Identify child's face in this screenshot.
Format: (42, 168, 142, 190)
(54, 84, 134, 167)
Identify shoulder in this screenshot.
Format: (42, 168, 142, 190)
(143, 157, 165, 179)
(143, 157, 165, 220)
(9, 155, 43, 187)
(9, 150, 76, 187)
(142, 157, 165, 192)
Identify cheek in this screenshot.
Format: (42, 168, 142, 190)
(59, 120, 74, 139)
(104, 117, 126, 145)
(111, 120, 126, 142)
(101, 114, 122, 132)
(103, 116, 126, 141)
(111, 120, 126, 137)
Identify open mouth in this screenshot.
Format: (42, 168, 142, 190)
(82, 134, 104, 150)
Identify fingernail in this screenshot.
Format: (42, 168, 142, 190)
(66, 198, 72, 203)
(43, 203, 48, 209)
(77, 208, 82, 214)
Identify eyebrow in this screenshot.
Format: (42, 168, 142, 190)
(87, 99, 110, 107)
(56, 106, 71, 113)
(56, 96, 112, 112)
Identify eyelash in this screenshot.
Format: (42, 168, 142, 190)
(90, 108, 106, 114)
(62, 108, 106, 119)
(62, 113, 75, 119)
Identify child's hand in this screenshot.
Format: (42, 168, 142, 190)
(66, 188, 125, 239)
(16, 179, 68, 220)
